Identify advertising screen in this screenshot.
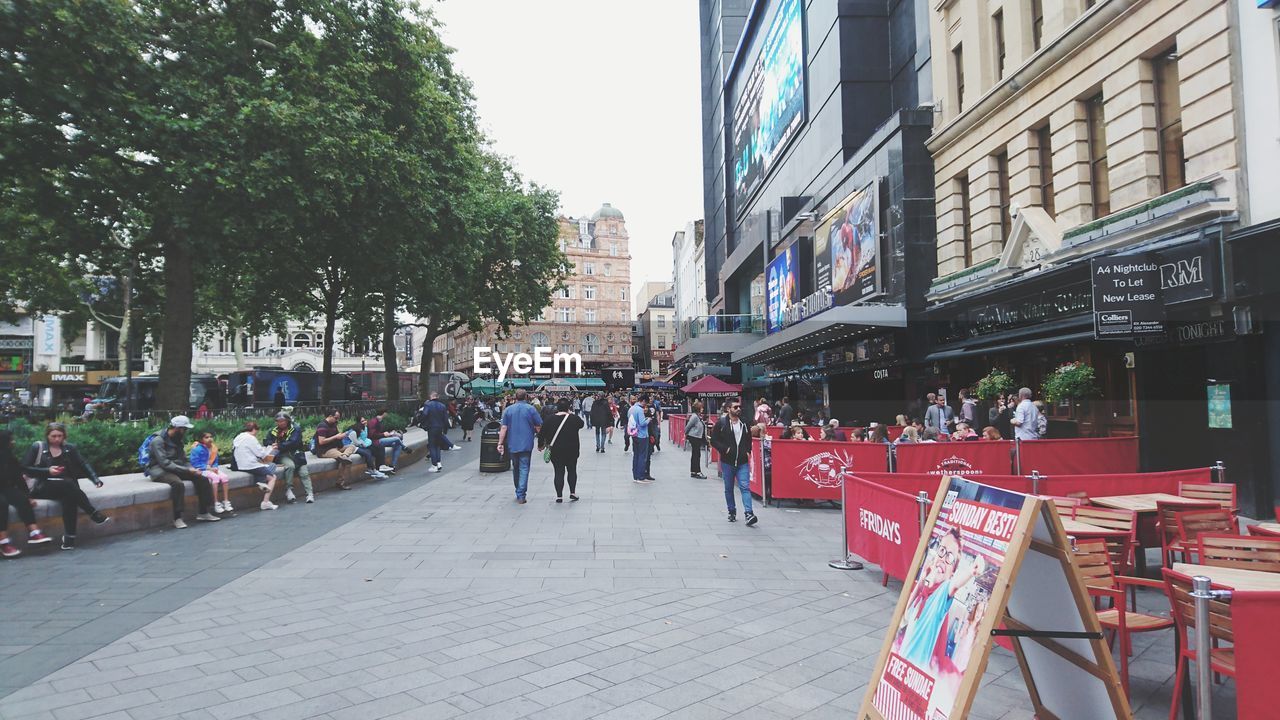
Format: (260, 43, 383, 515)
(732, 0, 806, 207)
(766, 244, 798, 334)
(819, 181, 881, 305)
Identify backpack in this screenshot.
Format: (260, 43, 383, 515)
(137, 432, 162, 469)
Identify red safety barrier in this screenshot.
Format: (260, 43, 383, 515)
(768, 439, 890, 502)
(851, 472, 1035, 495)
(844, 475, 921, 582)
(1035, 467, 1212, 497)
(1017, 436, 1139, 475)
(894, 440, 1016, 476)
(749, 438, 763, 496)
(667, 414, 687, 447)
(1230, 591, 1280, 718)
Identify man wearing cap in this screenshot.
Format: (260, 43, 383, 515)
(145, 416, 219, 528)
(268, 413, 314, 503)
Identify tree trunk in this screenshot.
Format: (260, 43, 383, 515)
(382, 296, 399, 403)
(156, 230, 195, 412)
(116, 270, 132, 376)
(417, 326, 437, 400)
(320, 292, 338, 406)
(233, 325, 247, 370)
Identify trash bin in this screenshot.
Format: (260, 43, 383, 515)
(480, 420, 510, 473)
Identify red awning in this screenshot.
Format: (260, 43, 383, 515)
(681, 376, 743, 395)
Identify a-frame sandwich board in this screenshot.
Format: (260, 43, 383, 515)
(858, 475, 1131, 720)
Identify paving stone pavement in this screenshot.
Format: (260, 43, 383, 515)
(0, 427, 1235, 719)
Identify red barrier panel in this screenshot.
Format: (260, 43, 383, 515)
(667, 414, 687, 447)
(894, 440, 1016, 476)
(1036, 467, 1212, 497)
(845, 475, 921, 582)
(1017, 436, 1139, 475)
(768, 439, 890, 502)
(749, 438, 763, 496)
(1231, 591, 1280, 718)
(853, 472, 1035, 495)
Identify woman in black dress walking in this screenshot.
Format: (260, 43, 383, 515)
(539, 398, 584, 502)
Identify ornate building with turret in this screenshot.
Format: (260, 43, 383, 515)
(433, 203, 634, 380)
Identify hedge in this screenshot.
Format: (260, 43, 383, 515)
(4, 411, 410, 477)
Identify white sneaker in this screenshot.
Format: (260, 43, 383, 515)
(449, 446, 462, 451)
(378, 465, 394, 472)
(286, 489, 297, 503)
(429, 466, 442, 473)
(195, 513, 221, 522)
(305, 494, 315, 504)
(373, 471, 389, 479)
(173, 518, 188, 529)
(260, 501, 277, 511)
(222, 501, 234, 513)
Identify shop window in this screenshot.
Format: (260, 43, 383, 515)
(1153, 46, 1185, 193)
(1086, 93, 1110, 218)
(1036, 124, 1055, 216)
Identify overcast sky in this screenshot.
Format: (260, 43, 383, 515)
(429, 0, 703, 297)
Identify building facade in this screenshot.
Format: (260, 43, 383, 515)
(923, 0, 1270, 512)
(699, 0, 937, 420)
(436, 205, 634, 378)
(637, 285, 677, 374)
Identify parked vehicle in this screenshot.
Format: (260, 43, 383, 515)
(221, 369, 357, 408)
(95, 374, 225, 412)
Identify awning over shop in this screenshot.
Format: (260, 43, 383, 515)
(680, 376, 742, 396)
(732, 304, 907, 365)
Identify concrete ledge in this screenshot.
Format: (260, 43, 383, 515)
(5, 428, 431, 543)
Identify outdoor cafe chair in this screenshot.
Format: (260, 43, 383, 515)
(1046, 496, 1084, 514)
(1173, 509, 1238, 565)
(1073, 505, 1139, 575)
(1162, 568, 1235, 720)
(1158, 500, 1221, 567)
(1247, 524, 1280, 538)
(1197, 533, 1280, 574)
(1070, 538, 1173, 698)
(1179, 481, 1238, 516)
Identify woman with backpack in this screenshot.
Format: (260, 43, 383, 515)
(23, 422, 109, 550)
(1, 430, 56, 557)
(538, 398, 584, 502)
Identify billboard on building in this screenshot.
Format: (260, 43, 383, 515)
(766, 244, 799, 334)
(732, 0, 806, 208)
(819, 180, 882, 305)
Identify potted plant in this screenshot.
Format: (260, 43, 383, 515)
(1041, 362, 1100, 405)
(974, 368, 1016, 402)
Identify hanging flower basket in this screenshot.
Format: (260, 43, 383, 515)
(974, 368, 1016, 401)
(1041, 362, 1100, 404)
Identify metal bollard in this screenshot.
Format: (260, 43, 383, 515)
(1030, 470, 1042, 496)
(917, 491, 930, 534)
(1212, 460, 1226, 486)
(1191, 576, 1231, 720)
(829, 472, 864, 571)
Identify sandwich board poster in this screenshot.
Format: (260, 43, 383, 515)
(860, 476, 1130, 720)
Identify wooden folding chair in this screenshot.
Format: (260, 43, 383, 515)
(1045, 496, 1085, 514)
(1072, 505, 1139, 575)
(1198, 533, 1280, 573)
(1162, 568, 1235, 720)
(1070, 538, 1173, 698)
(1157, 500, 1217, 567)
(1173, 509, 1237, 564)
(1179, 481, 1237, 514)
(1248, 524, 1280, 538)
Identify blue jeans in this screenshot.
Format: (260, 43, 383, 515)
(595, 426, 607, 451)
(510, 451, 532, 499)
(631, 438, 650, 479)
(721, 462, 752, 515)
(378, 437, 404, 467)
(428, 428, 445, 466)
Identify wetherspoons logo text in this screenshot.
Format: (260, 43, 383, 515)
(473, 347, 582, 382)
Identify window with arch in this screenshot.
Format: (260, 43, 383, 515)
(531, 332, 549, 348)
(584, 334, 600, 354)
(291, 332, 313, 348)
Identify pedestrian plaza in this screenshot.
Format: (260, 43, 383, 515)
(0, 431, 1237, 719)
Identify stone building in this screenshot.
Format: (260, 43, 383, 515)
(637, 285, 676, 374)
(436, 204, 634, 378)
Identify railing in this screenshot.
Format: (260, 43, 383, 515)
(685, 315, 764, 338)
(7, 399, 424, 425)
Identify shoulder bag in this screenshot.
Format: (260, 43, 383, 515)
(543, 413, 570, 463)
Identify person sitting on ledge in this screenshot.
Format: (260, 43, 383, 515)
(22, 421, 109, 550)
(0, 430, 55, 558)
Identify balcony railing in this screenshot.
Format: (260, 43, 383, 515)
(684, 314, 764, 339)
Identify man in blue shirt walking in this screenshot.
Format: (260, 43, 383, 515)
(498, 389, 542, 503)
(628, 395, 653, 484)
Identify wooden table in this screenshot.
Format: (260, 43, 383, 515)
(1172, 563, 1280, 591)
(1060, 518, 1112, 535)
(1092, 493, 1216, 514)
